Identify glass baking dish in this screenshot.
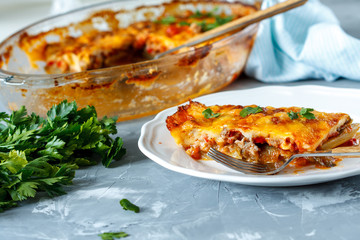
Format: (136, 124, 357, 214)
(0, 0, 261, 121)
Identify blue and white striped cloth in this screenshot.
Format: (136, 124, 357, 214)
(245, 0, 360, 82)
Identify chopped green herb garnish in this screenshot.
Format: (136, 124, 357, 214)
(0, 100, 126, 212)
(179, 21, 191, 26)
(212, 6, 220, 13)
(155, 9, 233, 32)
(240, 106, 263, 117)
(196, 21, 207, 31)
(202, 108, 220, 119)
(190, 7, 220, 18)
(190, 10, 213, 18)
(215, 15, 233, 25)
(120, 198, 140, 213)
(287, 111, 299, 120)
(196, 15, 234, 32)
(202, 22, 218, 31)
(155, 16, 176, 25)
(98, 232, 129, 240)
(287, 108, 315, 120)
(299, 108, 315, 119)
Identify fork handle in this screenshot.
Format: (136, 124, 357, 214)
(298, 149, 360, 158)
(331, 146, 360, 154)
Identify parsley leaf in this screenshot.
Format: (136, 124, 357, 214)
(202, 108, 220, 119)
(0, 100, 126, 212)
(190, 10, 213, 18)
(98, 232, 129, 240)
(287, 111, 299, 120)
(287, 108, 315, 120)
(215, 15, 233, 25)
(155, 16, 176, 25)
(195, 15, 234, 31)
(0, 150, 27, 174)
(179, 21, 190, 26)
(299, 108, 315, 119)
(204, 16, 233, 31)
(158, 8, 233, 32)
(102, 137, 126, 168)
(120, 198, 140, 213)
(240, 106, 263, 117)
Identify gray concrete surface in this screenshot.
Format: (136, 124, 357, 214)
(1, 0, 360, 239)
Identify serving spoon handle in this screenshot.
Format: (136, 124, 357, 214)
(154, 0, 307, 59)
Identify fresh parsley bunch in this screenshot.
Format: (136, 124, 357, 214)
(0, 100, 126, 212)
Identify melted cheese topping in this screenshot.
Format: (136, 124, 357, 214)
(15, 5, 257, 74)
(166, 101, 352, 162)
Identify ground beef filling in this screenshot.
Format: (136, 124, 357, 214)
(184, 128, 337, 168)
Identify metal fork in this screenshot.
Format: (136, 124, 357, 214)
(207, 147, 360, 175)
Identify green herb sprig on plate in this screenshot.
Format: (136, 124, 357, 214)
(155, 16, 176, 25)
(202, 108, 220, 119)
(240, 106, 263, 117)
(287, 108, 315, 120)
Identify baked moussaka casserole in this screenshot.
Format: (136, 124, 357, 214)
(0, 0, 260, 121)
(166, 101, 360, 168)
(14, 3, 257, 74)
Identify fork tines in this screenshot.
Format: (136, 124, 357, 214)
(207, 148, 268, 174)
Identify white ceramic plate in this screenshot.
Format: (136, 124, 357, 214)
(138, 85, 360, 186)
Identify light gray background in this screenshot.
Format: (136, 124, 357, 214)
(1, 1, 360, 239)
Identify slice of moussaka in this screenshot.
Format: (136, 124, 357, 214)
(166, 101, 360, 168)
